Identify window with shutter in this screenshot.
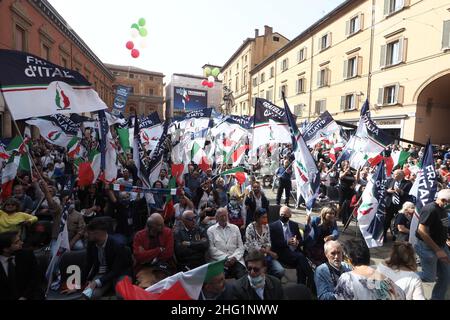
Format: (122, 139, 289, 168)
(380, 45, 387, 68)
(320, 100, 326, 113)
(315, 101, 321, 115)
(270, 67, 275, 78)
(442, 20, 450, 50)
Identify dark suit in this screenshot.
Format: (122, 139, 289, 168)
(0, 250, 43, 300)
(384, 178, 412, 236)
(231, 274, 285, 300)
(269, 220, 314, 287)
(174, 226, 209, 270)
(86, 236, 133, 289)
(244, 193, 269, 226)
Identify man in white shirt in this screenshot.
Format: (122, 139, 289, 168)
(207, 207, 247, 279)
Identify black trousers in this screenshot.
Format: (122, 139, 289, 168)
(278, 249, 314, 287)
(384, 204, 400, 238)
(276, 179, 291, 205)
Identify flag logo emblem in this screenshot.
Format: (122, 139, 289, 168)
(47, 130, 62, 142)
(54, 82, 71, 110)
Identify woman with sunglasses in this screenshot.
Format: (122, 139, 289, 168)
(376, 242, 425, 300)
(0, 197, 37, 234)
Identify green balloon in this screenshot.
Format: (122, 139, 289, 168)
(139, 28, 148, 37)
(212, 67, 220, 77)
(131, 23, 140, 31)
(138, 18, 146, 27)
(204, 67, 212, 77)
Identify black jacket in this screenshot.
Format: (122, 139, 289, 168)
(174, 226, 209, 269)
(269, 220, 303, 254)
(385, 178, 412, 208)
(0, 249, 43, 300)
(244, 193, 270, 225)
(86, 236, 133, 286)
(231, 274, 285, 300)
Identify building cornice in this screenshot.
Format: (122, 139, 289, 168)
(32, 0, 115, 80)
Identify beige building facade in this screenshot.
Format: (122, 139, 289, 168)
(221, 26, 289, 116)
(250, 0, 450, 144)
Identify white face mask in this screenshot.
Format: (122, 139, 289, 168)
(248, 275, 265, 289)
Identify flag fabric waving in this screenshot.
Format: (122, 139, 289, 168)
(252, 98, 292, 151)
(408, 140, 437, 246)
(116, 260, 225, 300)
(303, 111, 343, 148)
(282, 94, 320, 212)
(0, 49, 107, 120)
(357, 160, 388, 248)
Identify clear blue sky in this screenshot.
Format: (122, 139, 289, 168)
(48, 0, 346, 80)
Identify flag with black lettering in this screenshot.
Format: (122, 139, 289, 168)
(252, 98, 292, 151)
(0, 49, 107, 120)
(408, 140, 437, 246)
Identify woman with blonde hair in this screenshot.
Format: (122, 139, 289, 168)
(376, 242, 425, 300)
(304, 206, 339, 266)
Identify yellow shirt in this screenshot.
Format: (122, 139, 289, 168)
(0, 210, 38, 233)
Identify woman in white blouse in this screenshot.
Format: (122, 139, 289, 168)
(376, 241, 425, 300)
(244, 208, 285, 279)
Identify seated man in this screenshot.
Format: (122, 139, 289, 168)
(133, 214, 174, 274)
(12, 185, 35, 214)
(0, 197, 37, 234)
(84, 218, 133, 300)
(207, 208, 247, 279)
(174, 210, 209, 271)
(231, 249, 285, 300)
(269, 206, 314, 289)
(199, 270, 234, 300)
(0, 231, 43, 300)
(314, 240, 352, 300)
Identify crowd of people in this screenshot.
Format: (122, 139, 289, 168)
(0, 137, 449, 300)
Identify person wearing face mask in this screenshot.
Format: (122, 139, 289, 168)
(244, 181, 269, 227)
(304, 206, 340, 266)
(414, 188, 450, 300)
(269, 206, 314, 289)
(231, 249, 285, 300)
(132, 214, 174, 274)
(314, 240, 351, 300)
(245, 208, 284, 279)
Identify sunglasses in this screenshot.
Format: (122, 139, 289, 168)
(184, 216, 196, 222)
(247, 266, 261, 273)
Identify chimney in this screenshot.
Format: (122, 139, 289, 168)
(254, 29, 259, 37)
(264, 25, 273, 36)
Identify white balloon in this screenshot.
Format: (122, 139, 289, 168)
(131, 28, 139, 38)
(140, 39, 148, 49)
(217, 73, 224, 81)
(208, 76, 215, 83)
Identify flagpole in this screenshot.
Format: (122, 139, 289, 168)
(2, 95, 45, 182)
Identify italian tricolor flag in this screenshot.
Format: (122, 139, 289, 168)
(391, 150, 411, 168)
(1, 155, 21, 200)
(77, 150, 101, 187)
(116, 260, 225, 300)
(220, 166, 247, 184)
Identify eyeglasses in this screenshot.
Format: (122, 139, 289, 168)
(247, 266, 261, 273)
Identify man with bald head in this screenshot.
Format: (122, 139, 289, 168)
(207, 207, 247, 279)
(384, 169, 412, 241)
(314, 240, 352, 300)
(132, 213, 174, 274)
(174, 210, 209, 271)
(269, 206, 314, 289)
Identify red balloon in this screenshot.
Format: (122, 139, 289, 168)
(201, 80, 208, 86)
(131, 49, 140, 58)
(126, 41, 134, 50)
(207, 82, 214, 88)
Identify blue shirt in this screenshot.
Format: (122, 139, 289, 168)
(314, 262, 352, 300)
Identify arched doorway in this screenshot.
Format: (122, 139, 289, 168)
(414, 71, 450, 144)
